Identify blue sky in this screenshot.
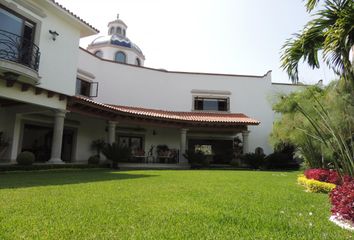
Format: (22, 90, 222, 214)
(57, 0, 335, 84)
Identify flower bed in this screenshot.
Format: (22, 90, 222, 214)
(300, 168, 354, 231)
(297, 174, 336, 193)
(330, 179, 354, 231)
(304, 168, 341, 185)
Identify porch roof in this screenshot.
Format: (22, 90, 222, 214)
(68, 96, 260, 127)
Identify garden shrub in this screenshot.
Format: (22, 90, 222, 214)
(304, 168, 341, 185)
(330, 179, 354, 222)
(230, 158, 240, 167)
(88, 155, 100, 164)
(102, 143, 132, 169)
(183, 150, 208, 168)
(241, 153, 265, 169)
(297, 174, 336, 193)
(264, 152, 299, 170)
(16, 151, 35, 166)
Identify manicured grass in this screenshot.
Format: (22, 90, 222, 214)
(0, 169, 351, 239)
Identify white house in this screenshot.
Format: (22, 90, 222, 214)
(0, 0, 302, 166)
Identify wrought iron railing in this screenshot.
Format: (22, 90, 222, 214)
(0, 29, 40, 71)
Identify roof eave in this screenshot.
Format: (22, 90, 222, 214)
(47, 0, 99, 37)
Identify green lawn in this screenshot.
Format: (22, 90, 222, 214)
(0, 169, 351, 239)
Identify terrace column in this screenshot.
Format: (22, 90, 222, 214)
(48, 109, 66, 164)
(242, 130, 250, 154)
(107, 121, 117, 144)
(179, 128, 188, 164)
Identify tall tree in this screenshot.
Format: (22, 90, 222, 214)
(281, 0, 354, 86)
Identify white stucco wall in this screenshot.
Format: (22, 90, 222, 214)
(77, 49, 303, 154)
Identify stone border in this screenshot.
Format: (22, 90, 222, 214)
(329, 214, 354, 232)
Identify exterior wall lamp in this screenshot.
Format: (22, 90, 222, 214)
(49, 30, 59, 41)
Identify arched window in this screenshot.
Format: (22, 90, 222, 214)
(109, 27, 115, 35)
(135, 58, 141, 66)
(123, 29, 126, 36)
(94, 50, 103, 58)
(115, 51, 126, 63)
(116, 27, 122, 34)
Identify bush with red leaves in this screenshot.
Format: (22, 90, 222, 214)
(330, 179, 354, 222)
(304, 168, 342, 185)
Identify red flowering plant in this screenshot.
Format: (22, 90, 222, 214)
(304, 168, 342, 185)
(330, 179, 354, 222)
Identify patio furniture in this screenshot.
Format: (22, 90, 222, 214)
(132, 149, 147, 163)
(157, 149, 178, 163)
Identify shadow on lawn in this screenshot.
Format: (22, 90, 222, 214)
(0, 169, 157, 189)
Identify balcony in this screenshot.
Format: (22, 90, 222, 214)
(0, 29, 41, 84)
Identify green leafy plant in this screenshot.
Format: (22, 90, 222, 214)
(16, 151, 35, 166)
(102, 142, 132, 169)
(281, 0, 354, 87)
(90, 139, 106, 161)
(241, 153, 265, 169)
(88, 155, 100, 165)
(183, 150, 208, 168)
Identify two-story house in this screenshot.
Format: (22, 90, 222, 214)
(0, 1, 302, 166)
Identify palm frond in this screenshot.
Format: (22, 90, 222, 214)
(305, 0, 321, 12)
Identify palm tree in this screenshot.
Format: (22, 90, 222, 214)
(281, 0, 354, 86)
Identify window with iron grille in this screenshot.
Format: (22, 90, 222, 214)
(76, 78, 98, 98)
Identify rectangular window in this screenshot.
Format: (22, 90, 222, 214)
(194, 97, 229, 111)
(118, 136, 143, 152)
(76, 78, 98, 97)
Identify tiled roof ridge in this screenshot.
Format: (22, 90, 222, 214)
(107, 104, 249, 117)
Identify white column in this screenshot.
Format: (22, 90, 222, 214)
(107, 121, 117, 144)
(242, 130, 250, 154)
(179, 128, 188, 164)
(10, 114, 22, 164)
(48, 110, 66, 164)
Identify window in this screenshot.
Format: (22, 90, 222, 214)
(0, 5, 39, 71)
(194, 97, 228, 111)
(123, 29, 126, 36)
(118, 136, 143, 152)
(135, 58, 141, 66)
(115, 51, 126, 63)
(75, 78, 98, 97)
(109, 27, 114, 35)
(94, 50, 103, 58)
(116, 27, 122, 34)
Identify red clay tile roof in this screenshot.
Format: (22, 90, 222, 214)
(72, 96, 260, 125)
(50, 1, 99, 33)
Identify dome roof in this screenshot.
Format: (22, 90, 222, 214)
(90, 34, 143, 54)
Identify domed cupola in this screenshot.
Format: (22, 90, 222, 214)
(87, 14, 145, 66)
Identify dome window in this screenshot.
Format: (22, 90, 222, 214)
(135, 58, 141, 66)
(109, 27, 115, 35)
(115, 51, 126, 63)
(116, 27, 122, 35)
(94, 50, 103, 58)
(123, 29, 126, 36)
